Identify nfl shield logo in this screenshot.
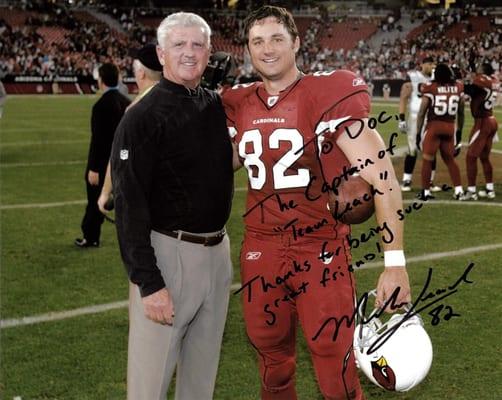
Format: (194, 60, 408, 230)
(267, 96, 279, 107)
(120, 149, 129, 160)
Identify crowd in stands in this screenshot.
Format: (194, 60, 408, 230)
(0, 1, 501, 85)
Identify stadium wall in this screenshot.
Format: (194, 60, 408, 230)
(1, 75, 137, 95)
(2, 76, 405, 97)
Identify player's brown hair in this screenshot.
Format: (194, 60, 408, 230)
(243, 5, 299, 44)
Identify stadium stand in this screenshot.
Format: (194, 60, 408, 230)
(1, 1, 501, 95)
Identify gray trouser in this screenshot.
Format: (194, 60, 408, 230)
(127, 230, 233, 400)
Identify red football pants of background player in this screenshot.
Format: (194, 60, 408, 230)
(466, 116, 498, 186)
(239, 230, 364, 400)
(420, 120, 462, 189)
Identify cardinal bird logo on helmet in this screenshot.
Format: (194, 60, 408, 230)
(371, 356, 396, 391)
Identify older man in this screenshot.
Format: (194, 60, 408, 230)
(111, 12, 234, 400)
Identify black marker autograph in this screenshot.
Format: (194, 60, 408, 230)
(312, 262, 475, 355)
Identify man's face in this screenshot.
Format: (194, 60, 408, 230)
(422, 61, 435, 77)
(247, 16, 299, 82)
(157, 26, 210, 89)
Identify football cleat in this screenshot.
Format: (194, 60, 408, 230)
(462, 191, 478, 201)
(452, 192, 466, 201)
(417, 190, 434, 201)
(400, 180, 412, 192)
(353, 290, 433, 392)
(478, 190, 495, 199)
(74, 238, 99, 248)
(429, 183, 442, 192)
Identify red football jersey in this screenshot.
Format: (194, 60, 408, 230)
(223, 70, 370, 237)
(421, 80, 464, 122)
(466, 74, 500, 118)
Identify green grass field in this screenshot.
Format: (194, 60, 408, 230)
(1, 95, 501, 399)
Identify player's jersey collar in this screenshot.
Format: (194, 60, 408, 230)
(256, 73, 304, 110)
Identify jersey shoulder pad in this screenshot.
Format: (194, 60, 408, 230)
(473, 74, 490, 88)
(222, 81, 260, 126)
(421, 81, 435, 94)
(303, 70, 368, 109)
(222, 81, 259, 107)
(408, 70, 420, 82)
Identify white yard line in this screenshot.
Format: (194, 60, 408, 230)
(2, 242, 501, 329)
(1, 127, 87, 133)
(0, 139, 88, 147)
(1, 160, 86, 168)
(0, 301, 129, 329)
(1, 200, 87, 210)
(355, 242, 502, 270)
(2, 195, 500, 210)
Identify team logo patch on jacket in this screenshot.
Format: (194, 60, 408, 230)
(120, 149, 129, 160)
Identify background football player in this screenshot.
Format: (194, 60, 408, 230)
(223, 6, 410, 400)
(463, 61, 500, 200)
(398, 56, 441, 192)
(416, 63, 466, 201)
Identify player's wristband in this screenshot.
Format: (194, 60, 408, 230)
(384, 250, 406, 268)
(399, 113, 405, 121)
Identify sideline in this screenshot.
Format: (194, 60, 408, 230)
(2, 242, 501, 329)
(2, 194, 501, 210)
(1, 160, 86, 168)
(0, 187, 245, 210)
(0, 139, 88, 147)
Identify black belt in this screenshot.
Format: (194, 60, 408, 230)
(156, 228, 226, 246)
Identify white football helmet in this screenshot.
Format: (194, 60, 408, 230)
(353, 290, 433, 392)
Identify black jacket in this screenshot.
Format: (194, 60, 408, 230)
(87, 88, 130, 175)
(111, 78, 234, 297)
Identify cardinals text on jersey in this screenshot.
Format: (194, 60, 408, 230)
(223, 70, 371, 236)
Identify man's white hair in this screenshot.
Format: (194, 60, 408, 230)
(157, 12, 211, 49)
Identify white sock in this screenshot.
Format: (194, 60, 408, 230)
(468, 186, 477, 193)
(486, 183, 494, 191)
(403, 173, 412, 182)
(430, 170, 436, 182)
(455, 186, 463, 195)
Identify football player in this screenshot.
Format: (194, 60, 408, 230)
(416, 63, 466, 200)
(398, 56, 441, 192)
(223, 6, 410, 400)
(463, 62, 499, 200)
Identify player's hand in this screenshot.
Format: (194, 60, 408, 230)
(398, 120, 407, 133)
(142, 288, 175, 325)
(88, 170, 99, 186)
(454, 143, 462, 158)
(375, 267, 411, 313)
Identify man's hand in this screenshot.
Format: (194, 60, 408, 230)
(88, 170, 99, 186)
(142, 288, 175, 325)
(97, 191, 111, 214)
(454, 143, 462, 158)
(416, 133, 422, 152)
(375, 267, 411, 312)
(398, 120, 407, 133)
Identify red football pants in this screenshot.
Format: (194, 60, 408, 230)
(466, 116, 498, 186)
(421, 120, 462, 188)
(239, 230, 364, 400)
